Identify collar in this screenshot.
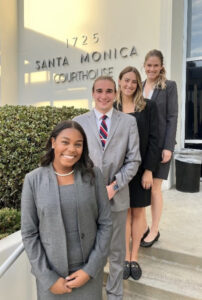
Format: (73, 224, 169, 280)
(94, 107, 113, 120)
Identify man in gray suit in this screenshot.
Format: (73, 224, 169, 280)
(74, 76, 141, 300)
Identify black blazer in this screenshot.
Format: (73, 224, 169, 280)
(143, 80, 178, 152)
(114, 99, 159, 173)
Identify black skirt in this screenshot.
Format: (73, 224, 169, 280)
(153, 159, 171, 180)
(129, 167, 151, 208)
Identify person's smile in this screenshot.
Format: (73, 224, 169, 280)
(52, 128, 84, 172)
(93, 80, 116, 114)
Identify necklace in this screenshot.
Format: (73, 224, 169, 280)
(54, 170, 74, 177)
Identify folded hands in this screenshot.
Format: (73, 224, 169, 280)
(50, 269, 90, 295)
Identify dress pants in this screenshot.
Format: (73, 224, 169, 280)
(106, 210, 127, 300)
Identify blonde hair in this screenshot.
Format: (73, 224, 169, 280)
(116, 66, 146, 112)
(144, 49, 167, 90)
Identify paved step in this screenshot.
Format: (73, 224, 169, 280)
(103, 186, 202, 299)
(102, 276, 156, 300)
(102, 284, 156, 300)
(141, 186, 202, 270)
(104, 256, 202, 300)
(139, 244, 202, 270)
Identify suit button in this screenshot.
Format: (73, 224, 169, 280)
(81, 233, 85, 239)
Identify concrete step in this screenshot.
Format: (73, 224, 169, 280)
(102, 284, 156, 300)
(145, 186, 202, 263)
(139, 243, 202, 270)
(104, 256, 202, 300)
(141, 187, 202, 270)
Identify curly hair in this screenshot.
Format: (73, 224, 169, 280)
(41, 120, 95, 182)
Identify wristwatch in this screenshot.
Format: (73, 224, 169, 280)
(113, 183, 119, 191)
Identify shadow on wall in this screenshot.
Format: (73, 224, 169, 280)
(19, 28, 93, 108)
(18, 0, 139, 107)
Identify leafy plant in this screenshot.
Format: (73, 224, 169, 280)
(0, 208, 21, 239)
(0, 105, 88, 209)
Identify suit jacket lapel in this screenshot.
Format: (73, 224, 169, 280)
(142, 80, 160, 101)
(151, 88, 160, 100)
(88, 111, 103, 147)
(47, 164, 67, 231)
(48, 164, 61, 207)
(73, 170, 83, 236)
(47, 164, 68, 275)
(104, 109, 119, 152)
(88, 109, 120, 152)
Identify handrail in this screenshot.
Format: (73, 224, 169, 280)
(0, 242, 24, 278)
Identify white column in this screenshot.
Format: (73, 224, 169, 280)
(159, 0, 185, 189)
(0, 0, 18, 105)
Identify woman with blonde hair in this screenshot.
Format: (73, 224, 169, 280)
(140, 49, 178, 248)
(114, 66, 159, 280)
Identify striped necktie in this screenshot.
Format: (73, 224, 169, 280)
(100, 115, 108, 148)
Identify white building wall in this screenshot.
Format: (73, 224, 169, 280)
(0, 0, 186, 188)
(18, 0, 162, 107)
(0, 0, 18, 105)
(159, 0, 185, 188)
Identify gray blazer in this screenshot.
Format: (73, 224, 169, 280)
(143, 80, 178, 151)
(21, 164, 112, 292)
(74, 109, 141, 212)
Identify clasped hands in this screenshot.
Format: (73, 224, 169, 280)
(50, 269, 90, 295)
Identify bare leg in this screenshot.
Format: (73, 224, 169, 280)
(142, 207, 148, 233)
(144, 178, 163, 242)
(131, 207, 145, 261)
(125, 208, 132, 261)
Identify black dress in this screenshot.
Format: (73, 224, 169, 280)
(114, 100, 159, 207)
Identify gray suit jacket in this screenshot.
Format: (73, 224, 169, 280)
(74, 109, 141, 212)
(143, 80, 178, 151)
(21, 164, 112, 292)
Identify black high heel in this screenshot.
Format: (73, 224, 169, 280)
(140, 231, 160, 248)
(141, 227, 150, 242)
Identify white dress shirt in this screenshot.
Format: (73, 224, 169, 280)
(93, 107, 113, 133)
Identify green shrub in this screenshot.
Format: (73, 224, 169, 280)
(0, 208, 21, 238)
(0, 105, 88, 209)
(0, 233, 10, 239)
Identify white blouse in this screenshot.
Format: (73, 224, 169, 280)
(143, 88, 154, 100)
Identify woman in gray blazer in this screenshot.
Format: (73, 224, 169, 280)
(21, 120, 112, 300)
(140, 49, 178, 248)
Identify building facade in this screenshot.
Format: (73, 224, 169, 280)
(0, 0, 201, 188)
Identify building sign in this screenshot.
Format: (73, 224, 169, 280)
(34, 33, 137, 84)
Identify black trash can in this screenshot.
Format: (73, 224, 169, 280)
(175, 148, 202, 177)
(175, 156, 201, 193)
